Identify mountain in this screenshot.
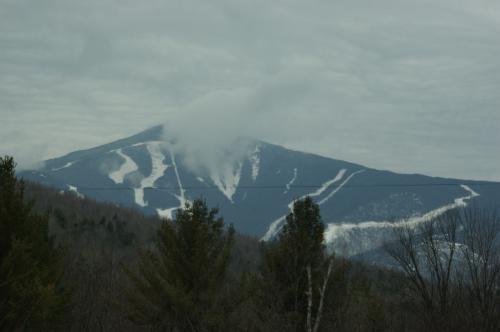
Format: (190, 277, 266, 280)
(19, 125, 500, 256)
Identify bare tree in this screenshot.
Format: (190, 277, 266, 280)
(385, 211, 460, 331)
(420, 211, 459, 319)
(386, 207, 500, 332)
(456, 208, 500, 332)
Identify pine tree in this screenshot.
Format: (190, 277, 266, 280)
(0, 156, 69, 331)
(123, 199, 234, 331)
(260, 196, 331, 331)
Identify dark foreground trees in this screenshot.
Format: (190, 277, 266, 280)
(0, 156, 69, 331)
(123, 199, 234, 331)
(258, 197, 339, 332)
(123, 197, 346, 332)
(3, 155, 498, 332)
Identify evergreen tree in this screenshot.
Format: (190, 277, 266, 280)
(123, 199, 234, 331)
(259, 197, 330, 331)
(0, 156, 68, 331)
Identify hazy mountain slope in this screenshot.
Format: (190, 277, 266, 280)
(20, 125, 500, 256)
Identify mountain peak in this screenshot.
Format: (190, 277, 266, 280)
(20, 126, 500, 257)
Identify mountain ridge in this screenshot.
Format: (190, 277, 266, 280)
(20, 125, 500, 256)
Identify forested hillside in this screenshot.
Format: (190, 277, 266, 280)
(1, 157, 499, 331)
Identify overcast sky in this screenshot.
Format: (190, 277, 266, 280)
(1, 0, 500, 181)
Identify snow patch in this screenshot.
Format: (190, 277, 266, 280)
(109, 149, 139, 184)
(248, 145, 260, 182)
(157, 207, 178, 220)
(210, 162, 243, 203)
(324, 184, 481, 256)
(52, 161, 75, 171)
(67, 185, 84, 199)
(131, 142, 146, 147)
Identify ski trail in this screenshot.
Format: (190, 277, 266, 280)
(309, 169, 347, 198)
(318, 170, 365, 205)
(171, 151, 187, 208)
(284, 168, 298, 194)
(134, 142, 169, 207)
(262, 168, 358, 241)
(324, 184, 481, 256)
(109, 149, 139, 184)
(156, 151, 188, 219)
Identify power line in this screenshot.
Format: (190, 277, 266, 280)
(27, 182, 499, 191)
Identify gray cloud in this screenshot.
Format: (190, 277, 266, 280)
(1, 0, 499, 181)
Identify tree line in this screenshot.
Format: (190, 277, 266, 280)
(1, 156, 499, 331)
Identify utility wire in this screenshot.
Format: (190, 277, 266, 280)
(27, 182, 500, 191)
